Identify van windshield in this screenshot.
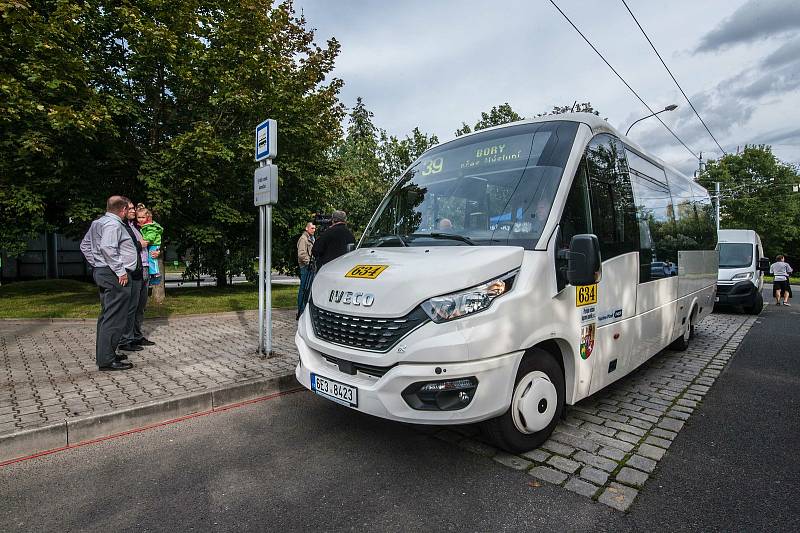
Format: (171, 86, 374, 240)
(361, 121, 579, 249)
(718, 243, 754, 268)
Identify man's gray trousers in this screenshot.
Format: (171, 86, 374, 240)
(93, 267, 131, 367)
(121, 268, 148, 345)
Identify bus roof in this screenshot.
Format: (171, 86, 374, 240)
(433, 112, 697, 188)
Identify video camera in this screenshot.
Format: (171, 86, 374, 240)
(313, 212, 333, 234)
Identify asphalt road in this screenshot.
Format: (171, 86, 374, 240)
(626, 292, 800, 531)
(0, 392, 618, 531)
(1, 293, 797, 531)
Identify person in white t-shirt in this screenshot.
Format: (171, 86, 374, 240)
(770, 255, 793, 306)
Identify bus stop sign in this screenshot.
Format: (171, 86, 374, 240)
(255, 119, 277, 161)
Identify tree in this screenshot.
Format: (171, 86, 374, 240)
(378, 127, 439, 183)
(324, 99, 439, 238)
(0, 0, 131, 255)
(455, 103, 523, 137)
(1, 0, 345, 289)
(698, 145, 800, 260)
(324, 97, 383, 234)
(536, 101, 600, 117)
(454, 101, 602, 137)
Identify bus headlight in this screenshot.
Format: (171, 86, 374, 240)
(732, 272, 752, 280)
(421, 270, 518, 323)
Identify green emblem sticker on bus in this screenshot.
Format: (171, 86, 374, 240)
(576, 284, 598, 307)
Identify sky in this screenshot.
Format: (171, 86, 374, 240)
(295, 0, 800, 175)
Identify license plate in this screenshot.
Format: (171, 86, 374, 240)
(311, 373, 358, 407)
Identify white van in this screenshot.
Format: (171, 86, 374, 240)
(716, 229, 768, 314)
(295, 113, 718, 452)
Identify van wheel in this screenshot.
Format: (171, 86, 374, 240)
(483, 348, 564, 453)
(670, 312, 694, 351)
(744, 293, 763, 315)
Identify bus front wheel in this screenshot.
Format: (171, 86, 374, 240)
(483, 348, 565, 453)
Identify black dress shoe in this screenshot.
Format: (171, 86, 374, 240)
(99, 361, 134, 371)
(135, 338, 156, 346)
(115, 352, 128, 361)
(118, 343, 144, 352)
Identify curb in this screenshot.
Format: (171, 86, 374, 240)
(0, 373, 302, 465)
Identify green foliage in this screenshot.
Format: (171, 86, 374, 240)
(0, 279, 297, 318)
(536, 101, 600, 117)
(455, 103, 522, 137)
(455, 101, 601, 137)
(1, 0, 346, 281)
(379, 127, 439, 183)
(325, 98, 438, 236)
(698, 145, 800, 260)
(0, 0, 129, 249)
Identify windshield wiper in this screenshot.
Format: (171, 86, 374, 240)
(371, 234, 408, 247)
(409, 232, 476, 245)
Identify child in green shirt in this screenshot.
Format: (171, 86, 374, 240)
(136, 206, 164, 283)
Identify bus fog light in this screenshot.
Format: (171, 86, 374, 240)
(402, 377, 478, 411)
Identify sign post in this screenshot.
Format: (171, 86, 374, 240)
(255, 119, 278, 357)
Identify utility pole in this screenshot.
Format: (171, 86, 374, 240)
(715, 181, 720, 231)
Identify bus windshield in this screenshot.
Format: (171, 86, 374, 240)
(361, 121, 579, 249)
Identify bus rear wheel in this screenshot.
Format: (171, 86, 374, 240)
(670, 311, 694, 351)
(483, 348, 564, 453)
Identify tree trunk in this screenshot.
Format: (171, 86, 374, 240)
(151, 256, 166, 304)
(216, 267, 227, 287)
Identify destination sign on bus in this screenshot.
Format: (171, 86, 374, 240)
(414, 132, 538, 179)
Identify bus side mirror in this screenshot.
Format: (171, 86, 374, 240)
(567, 234, 602, 286)
(346, 243, 356, 253)
(758, 258, 770, 272)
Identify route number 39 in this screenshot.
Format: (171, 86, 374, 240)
(420, 157, 444, 176)
(576, 284, 598, 307)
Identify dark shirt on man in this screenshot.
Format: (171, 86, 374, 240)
(312, 223, 356, 268)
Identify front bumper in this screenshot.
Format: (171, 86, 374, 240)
(716, 281, 759, 306)
(295, 330, 522, 425)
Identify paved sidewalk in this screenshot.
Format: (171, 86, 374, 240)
(0, 310, 299, 441)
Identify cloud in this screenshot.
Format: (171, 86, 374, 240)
(751, 126, 800, 144)
(763, 35, 800, 67)
(695, 0, 800, 52)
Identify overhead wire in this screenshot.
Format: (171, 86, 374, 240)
(620, 0, 728, 155)
(547, 0, 699, 161)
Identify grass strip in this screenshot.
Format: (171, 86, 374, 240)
(0, 279, 298, 319)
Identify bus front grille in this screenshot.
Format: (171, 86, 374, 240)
(309, 302, 429, 352)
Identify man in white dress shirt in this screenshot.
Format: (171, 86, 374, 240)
(80, 196, 138, 370)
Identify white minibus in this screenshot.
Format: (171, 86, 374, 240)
(715, 229, 769, 314)
(295, 113, 718, 452)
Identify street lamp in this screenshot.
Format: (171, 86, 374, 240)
(625, 104, 678, 136)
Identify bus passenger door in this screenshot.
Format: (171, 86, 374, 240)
(581, 134, 640, 395)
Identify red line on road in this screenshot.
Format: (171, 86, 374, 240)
(0, 387, 306, 468)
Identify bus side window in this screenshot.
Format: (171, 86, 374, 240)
(626, 148, 674, 283)
(585, 134, 638, 261)
(556, 158, 592, 291)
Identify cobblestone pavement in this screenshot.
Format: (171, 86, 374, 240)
(427, 311, 757, 512)
(0, 310, 299, 438)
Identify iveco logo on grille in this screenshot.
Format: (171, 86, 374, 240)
(329, 289, 375, 307)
